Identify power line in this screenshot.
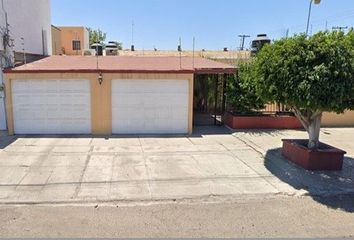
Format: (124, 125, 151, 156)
(264, 9, 354, 38)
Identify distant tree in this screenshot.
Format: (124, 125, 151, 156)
(251, 30, 354, 149)
(88, 28, 107, 45)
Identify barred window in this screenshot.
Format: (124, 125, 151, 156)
(72, 40, 81, 50)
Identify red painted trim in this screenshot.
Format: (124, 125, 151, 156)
(4, 68, 236, 74)
(223, 112, 303, 129)
(195, 68, 236, 74)
(3, 69, 191, 74)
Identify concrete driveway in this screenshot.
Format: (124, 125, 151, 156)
(0, 127, 353, 204)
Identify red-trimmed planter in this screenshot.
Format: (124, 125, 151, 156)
(282, 139, 346, 171)
(223, 112, 303, 129)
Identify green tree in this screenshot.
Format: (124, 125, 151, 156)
(88, 28, 107, 45)
(252, 30, 354, 149)
(227, 63, 266, 114)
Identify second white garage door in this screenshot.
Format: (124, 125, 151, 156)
(112, 79, 189, 134)
(12, 79, 91, 134)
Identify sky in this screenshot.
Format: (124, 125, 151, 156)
(51, 0, 354, 50)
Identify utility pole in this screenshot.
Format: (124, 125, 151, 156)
(238, 34, 250, 51)
(332, 26, 348, 31)
(1, 12, 14, 68)
(1, 9, 14, 130)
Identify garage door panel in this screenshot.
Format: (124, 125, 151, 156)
(156, 109, 172, 119)
(113, 80, 189, 94)
(112, 79, 189, 134)
(11, 80, 27, 91)
(114, 108, 142, 120)
(45, 80, 59, 90)
(12, 95, 28, 105)
(46, 96, 60, 104)
(12, 79, 91, 134)
(172, 108, 188, 119)
(167, 94, 189, 106)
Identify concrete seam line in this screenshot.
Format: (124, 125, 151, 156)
(73, 145, 94, 198)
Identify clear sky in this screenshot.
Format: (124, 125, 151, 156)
(51, 0, 354, 50)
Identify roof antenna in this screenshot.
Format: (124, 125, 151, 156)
(131, 21, 135, 51)
(192, 37, 195, 69)
(179, 37, 182, 69)
(96, 34, 99, 69)
(21, 37, 26, 64)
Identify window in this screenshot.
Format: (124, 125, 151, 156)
(72, 40, 81, 50)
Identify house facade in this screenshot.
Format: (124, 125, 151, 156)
(56, 26, 89, 55)
(51, 25, 62, 55)
(4, 56, 234, 135)
(0, 0, 52, 130)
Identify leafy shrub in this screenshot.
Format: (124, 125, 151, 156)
(226, 63, 266, 114)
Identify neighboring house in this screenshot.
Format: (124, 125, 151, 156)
(57, 26, 89, 55)
(51, 25, 62, 55)
(118, 50, 251, 65)
(0, 0, 52, 130)
(3, 56, 234, 135)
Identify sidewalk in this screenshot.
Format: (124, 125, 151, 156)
(0, 127, 353, 204)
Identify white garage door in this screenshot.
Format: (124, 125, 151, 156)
(12, 79, 91, 134)
(112, 79, 189, 134)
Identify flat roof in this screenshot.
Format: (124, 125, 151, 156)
(5, 56, 236, 74)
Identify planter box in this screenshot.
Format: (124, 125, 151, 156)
(282, 139, 346, 171)
(223, 112, 303, 129)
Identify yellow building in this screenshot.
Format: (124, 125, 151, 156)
(51, 25, 62, 55)
(54, 26, 90, 55)
(4, 56, 234, 135)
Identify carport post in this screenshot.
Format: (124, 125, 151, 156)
(214, 74, 218, 126)
(221, 73, 227, 121)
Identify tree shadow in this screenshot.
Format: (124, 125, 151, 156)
(264, 148, 354, 212)
(232, 128, 307, 137)
(192, 125, 232, 136)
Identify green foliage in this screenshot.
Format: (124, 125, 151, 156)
(194, 75, 219, 112)
(88, 28, 107, 46)
(253, 30, 354, 114)
(227, 63, 266, 114)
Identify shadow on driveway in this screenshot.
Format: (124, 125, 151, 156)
(264, 147, 354, 212)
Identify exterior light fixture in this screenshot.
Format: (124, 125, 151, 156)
(98, 73, 103, 85)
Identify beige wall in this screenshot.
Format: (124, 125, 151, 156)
(262, 103, 354, 127)
(58, 27, 88, 55)
(5, 72, 194, 135)
(322, 111, 354, 127)
(51, 26, 62, 55)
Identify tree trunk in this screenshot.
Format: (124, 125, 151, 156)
(307, 113, 322, 149)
